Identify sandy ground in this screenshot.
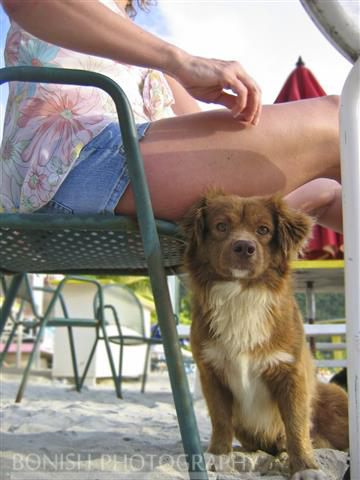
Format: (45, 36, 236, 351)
(0, 371, 348, 480)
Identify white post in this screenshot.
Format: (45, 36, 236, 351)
(31, 274, 44, 316)
(16, 324, 23, 368)
(340, 57, 360, 478)
(31, 274, 44, 369)
(167, 276, 180, 318)
(167, 276, 176, 311)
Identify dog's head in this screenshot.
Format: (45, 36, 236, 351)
(181, 191, 313, 282)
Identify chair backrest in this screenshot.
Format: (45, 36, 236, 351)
(95, 284, 146, 337)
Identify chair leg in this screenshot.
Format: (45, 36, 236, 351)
(15, 319, 48, 403)
(100, 323, 122, 399)
(0, 323, 18, 368)
(123, 114, 207, 477)
(118, 340, 124, 399)
(0, 274, 24, 338)
(67, 326, 80, 392)
(148, 257, 208, 480)
(141, 343, 151, 393)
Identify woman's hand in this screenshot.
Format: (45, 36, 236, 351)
(170, 53, 262, 125)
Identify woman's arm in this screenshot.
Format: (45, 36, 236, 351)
(2, 0, 178, 71)
(1, 0, 261, 124)
(164, 75, 202, 115)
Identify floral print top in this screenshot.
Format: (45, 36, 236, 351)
(0, 0, 174, 213)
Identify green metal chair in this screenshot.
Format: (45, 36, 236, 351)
(0, 274, 122, 402)
(0, 66, 207, 480)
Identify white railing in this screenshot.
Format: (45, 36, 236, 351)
(301, 1, 360, 477)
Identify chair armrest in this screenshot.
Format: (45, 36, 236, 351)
(102, 304, 123, 336)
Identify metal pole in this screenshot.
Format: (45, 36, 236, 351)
(300, 3, 359, 475)
(340, 57, 360, 479)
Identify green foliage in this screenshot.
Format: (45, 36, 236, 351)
(295, 292, 345, 321)
(296, 292, 346, 363)
(179, 280, 192, 325)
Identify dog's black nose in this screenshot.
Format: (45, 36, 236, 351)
(233, 240, 256, 257)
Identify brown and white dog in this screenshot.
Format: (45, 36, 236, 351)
(181, 192, 348, 480)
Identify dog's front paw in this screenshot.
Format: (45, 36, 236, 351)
(291, 469, 328, 480)
(205, 452, 237, 474)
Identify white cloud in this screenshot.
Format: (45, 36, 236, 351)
(157, 0, 355, 104)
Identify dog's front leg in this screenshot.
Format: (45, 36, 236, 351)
(198, 366, 235, 472)
(276, 372, 326, 480)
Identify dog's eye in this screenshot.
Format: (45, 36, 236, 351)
(257, 225, 269, 235)
(216, 222, 228, 232)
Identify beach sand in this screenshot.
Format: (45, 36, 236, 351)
(0, 371, 348, 480)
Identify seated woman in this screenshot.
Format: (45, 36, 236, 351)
(0, 0, 342, 232)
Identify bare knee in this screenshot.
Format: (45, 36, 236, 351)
(313, 186, 338, 217)
(325, 94, 340, 109)
(318, 95, 340, 181)
(322, 95, 340, 136)
(286, 179, 339, 214)
(317, 183, 339, 209)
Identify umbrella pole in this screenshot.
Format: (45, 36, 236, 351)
(340, 57, 360, 479)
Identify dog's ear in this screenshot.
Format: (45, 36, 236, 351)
(181, 196, 208, 246)
(267, 194, 314, 257)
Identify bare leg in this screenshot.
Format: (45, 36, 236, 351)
(285, 179, 343, 232)
(116, 96, 339, 220)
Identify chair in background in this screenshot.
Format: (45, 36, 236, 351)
(83, 283, 163, 397)
(0, 273, 80, 398)
(0, 66, 207, 479)
(0, 274, 121, 402)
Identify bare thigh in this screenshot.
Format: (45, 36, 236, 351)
(116, 96, 339, 221)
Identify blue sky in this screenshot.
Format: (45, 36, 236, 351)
(0, 7, 8, 59)
(134, 1, 170, 36)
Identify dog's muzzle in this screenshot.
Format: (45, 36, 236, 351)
(232, 240, 256, 258)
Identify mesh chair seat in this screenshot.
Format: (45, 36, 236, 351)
(0, 213, 185, 275)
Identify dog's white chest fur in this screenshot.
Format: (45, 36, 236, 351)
(207, 281, 274, 353)
(203, 281, 293, 436)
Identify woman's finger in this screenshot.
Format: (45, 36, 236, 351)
(235, 75, 261, 123)
(225, 79, 248, 117)
(253, 100, 262, 126)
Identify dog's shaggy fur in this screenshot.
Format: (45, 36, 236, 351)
(182, 192, 348, 480)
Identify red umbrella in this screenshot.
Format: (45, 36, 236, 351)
(275, 57, 343, 259)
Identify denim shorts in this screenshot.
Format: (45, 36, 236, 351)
(36, 122, 150, 215)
